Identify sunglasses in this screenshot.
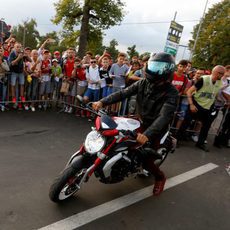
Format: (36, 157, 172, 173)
(91, 61, 96, 64)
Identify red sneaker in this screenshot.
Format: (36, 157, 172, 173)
(12, 97, 17, 104)
(18, 103, 22, 110)
(153, 177, 166, 196)
(21, 96, 26, 102)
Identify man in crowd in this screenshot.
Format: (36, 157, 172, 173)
(83, 57, 100, 103)
(8, 42, 25, 108)
(39, 50, 51, 110)
(63, 47, 75, 113)
(213, 65, 230, 148)
(179, 65, 225, 152)
(109, 52, 129, 115)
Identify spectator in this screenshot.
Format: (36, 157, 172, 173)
(172, 60, 190, 137)
(39, 50, 51, 110)
(109, 52, 129, 115)
(179, 65, 225, 152)
(172, 60, 188, 94)
(24, 47, 32, 57)
(130, 55, 139, 65)
(126, 61, 141, 87)
(8, 42, 25, 108)
(0, 48, 10, 111)
(2, 42, 9, 58)
(72, 58, 87, 117)
(83, 56, 100, 120)
(53, 51, 62, 64)
(213, 65, 230, 148)
(51, 59, 62, 100)
(28, 49, 41, 111)
(99, 56, 112, 98)
(190, 68, 205, 142)
(63, 47, 75, 113)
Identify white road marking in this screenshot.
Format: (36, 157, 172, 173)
(39, 163, 218, 230)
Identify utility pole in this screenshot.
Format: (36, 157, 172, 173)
(23, 26, 26, 48)
(173, 11, 177, 21)
(0, 18, 5, 44)
(189, 0, 209, 60)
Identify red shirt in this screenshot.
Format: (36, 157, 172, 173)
(64, 58, 75, 78)
(76, 68, 86, 81)
(3, 50, 9, 58)
(172, 73, 188, 93)
(41, 60, 51, 75)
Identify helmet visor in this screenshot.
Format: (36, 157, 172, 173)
(147, 61, 175, 75)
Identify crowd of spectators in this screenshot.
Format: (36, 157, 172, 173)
(0, 34, 229, 151)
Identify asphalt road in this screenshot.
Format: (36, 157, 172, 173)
(0, 110, 229, 230)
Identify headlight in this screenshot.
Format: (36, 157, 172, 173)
(84, 131, 106, 154)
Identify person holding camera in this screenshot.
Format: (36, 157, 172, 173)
(8, 42, 25, 107)
(72, 58, 87, 117)
(0, 47, 10, 111)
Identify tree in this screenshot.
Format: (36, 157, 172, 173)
(127, 45, 139, 59)
(11, 19, 40, 48)
(139, 52, 151, 60)
(189, 0, 230, 68)
(52, 0, 125, 57)
(104, 39, 119, 61)
(87, 26, 105, 56)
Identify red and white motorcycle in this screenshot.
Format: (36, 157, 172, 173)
(49, 101, 176, 203)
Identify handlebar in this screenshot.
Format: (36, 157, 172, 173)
(76, 95, 108, 117)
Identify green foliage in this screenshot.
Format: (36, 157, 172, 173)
(11, 19, 40, 48)
(139, 52, 151, 60)
(104, 39, 119, 61)
(52, 0, 125, 57)
(189, 0, 230, 68)
(59, 30, 80, 50)
(127, 45, 139, 59)
(87, 27, 105, 56)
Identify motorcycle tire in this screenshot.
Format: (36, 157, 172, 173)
(49, 155, 86, 203)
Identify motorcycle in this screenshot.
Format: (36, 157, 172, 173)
(49, 100, 176, 203)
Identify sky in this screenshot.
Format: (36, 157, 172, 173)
(0, 0, 222, 60)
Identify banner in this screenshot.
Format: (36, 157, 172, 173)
(164, 21, 183, 56)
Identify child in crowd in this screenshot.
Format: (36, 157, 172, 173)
(39, 50, 51, 110)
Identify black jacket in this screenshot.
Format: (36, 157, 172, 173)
(100, 79, 179, 139)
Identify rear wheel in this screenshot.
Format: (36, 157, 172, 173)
(49, 156, 87, 203)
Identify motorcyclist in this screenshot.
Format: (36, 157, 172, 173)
(93, 52, 179, 195)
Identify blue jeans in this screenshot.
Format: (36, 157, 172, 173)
(84, 88, 100, 102)
(11, 72, 25, 86)
(113, 87, 127, 116)
(102, 86, 113, 98)
(0, 82, 7, 105)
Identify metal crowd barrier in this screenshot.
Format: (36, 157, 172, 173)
(1, 73, 229, 138)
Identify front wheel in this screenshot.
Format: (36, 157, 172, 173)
(49, 156, 87, 203)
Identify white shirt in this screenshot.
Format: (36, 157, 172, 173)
(86, 66, 100, 90)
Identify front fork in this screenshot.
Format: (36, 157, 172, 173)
(66, 139, 117, 188)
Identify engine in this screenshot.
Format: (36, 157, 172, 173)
(95, 148, 139, 184)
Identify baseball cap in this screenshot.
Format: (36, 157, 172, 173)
(52, 59, 58, 63)
(54, 51, 60, 55)
(43, 49, 49, 54)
